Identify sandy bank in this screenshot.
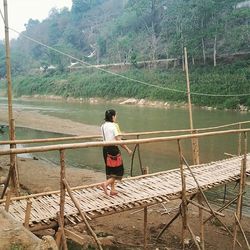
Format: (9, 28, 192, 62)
(0, 109, 100, 136)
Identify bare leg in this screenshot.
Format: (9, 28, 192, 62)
(110, 179, 118, 196)
(101, 177, 115, 195)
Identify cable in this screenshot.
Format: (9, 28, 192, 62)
(1, 11, 250, 97)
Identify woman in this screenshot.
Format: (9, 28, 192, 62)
(101, 109, 132, 196)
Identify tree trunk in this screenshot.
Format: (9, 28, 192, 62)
(202, 37, 206, 65)
(213, 35, 217, 67)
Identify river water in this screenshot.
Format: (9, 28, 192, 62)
(0, 97, 250, 214)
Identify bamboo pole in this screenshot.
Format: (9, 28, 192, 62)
(156, 194, 196, 240)
(59, 150, 66, 229)
(204, 193, 243, 224)
(62, 178, 103, 250)
(177, 140, 188, 249)
(57, 212, 68, 250)
(234, 213, 250, 249)
(184, 47, 200, 165)
(181, 156, 242, 247)
(3, 0, 19, 195)
(1, 120, 250, 146)
(198, 194, 205, 250)
(137, 135, 144, 174)
(233, 132, 247, 249)
(144, 207, 148, 250)
(143, 167, 149, 250)
(187, 224, 201, 250)
(187, 199, 224, 217)
(238, 123, 242, 155)
(55, 227, 63, 248)
(4, 190, 11, 211)
(24, 200, 32, 228)
(130, 144, 138, 176)
(1, 128, 250, 156)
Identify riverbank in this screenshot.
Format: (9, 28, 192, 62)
(0, 108, 99, 136)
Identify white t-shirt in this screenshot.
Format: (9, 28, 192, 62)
(101, 122, 121, 141)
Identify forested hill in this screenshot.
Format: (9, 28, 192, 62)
(0, 0, 249, 75)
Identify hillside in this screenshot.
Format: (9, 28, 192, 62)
(0, 0, 249, 109)
(0, 0, 249, 76)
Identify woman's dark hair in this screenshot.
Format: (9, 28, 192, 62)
(105, 109, 116, 122)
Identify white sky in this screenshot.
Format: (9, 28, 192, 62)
(0, 0, 72, 40)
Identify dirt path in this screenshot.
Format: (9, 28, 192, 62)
(0, 109, 99, 136)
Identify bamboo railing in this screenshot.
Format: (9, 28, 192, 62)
(0, 120, 249, 145)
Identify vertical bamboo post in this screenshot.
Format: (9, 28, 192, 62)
(143, 167, 149, 250)
(233, 132, 247, 249)
(4, 189, 11, 212)
(177, 140, 188, 249)
(184, 47, 200, 165)
(24, 200, 32, 228)
(144, 206, 148, 250)
(238, 123, 242, 155)
(3, 0, 19, 195)
(59, 149, 66, 234)
(184, 47, 202, 249)
(198, 193, 205, 250)
(57, 212, 68, 250)
(137, 135, 144, 174)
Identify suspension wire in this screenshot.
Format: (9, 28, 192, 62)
(1, 8, 250, 98)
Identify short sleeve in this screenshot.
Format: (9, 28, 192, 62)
(114, 123, 121, 136)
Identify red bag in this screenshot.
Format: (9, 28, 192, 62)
(106, 154, 123, 167)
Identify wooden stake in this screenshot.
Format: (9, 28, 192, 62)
(62, 178, 103, 250)
(24, 200, 32, 228)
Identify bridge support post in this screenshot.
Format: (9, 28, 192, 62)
(59, 149, 67, 250)
(233, 132, 247, 249)
(177, 140, 188, 249)
(143, 167, 149, 250)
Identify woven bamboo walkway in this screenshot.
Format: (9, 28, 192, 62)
(1, 154, 249, 229)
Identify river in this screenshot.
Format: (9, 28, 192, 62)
(1, 97, 250, 174)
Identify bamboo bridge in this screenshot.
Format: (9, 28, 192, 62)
(0, 124, 250, 250)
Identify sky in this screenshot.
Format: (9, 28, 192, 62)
(0, 0, 72, 40)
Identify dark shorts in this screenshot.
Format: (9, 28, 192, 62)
(103, 146, 124, 180)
